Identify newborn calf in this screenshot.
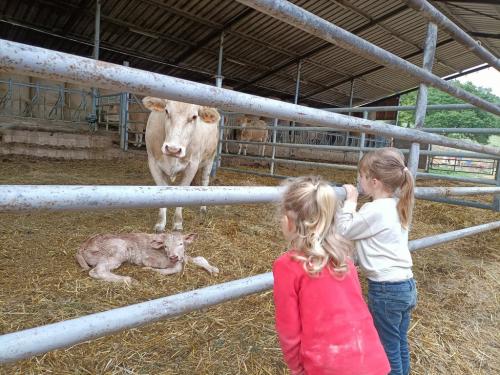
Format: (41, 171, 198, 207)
(76, 232, 219, 284)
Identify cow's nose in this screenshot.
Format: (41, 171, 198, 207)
(169, 255, 179, 262)
(163, 144, 182, 155)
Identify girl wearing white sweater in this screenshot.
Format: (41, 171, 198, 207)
(336, 147, 417, 375)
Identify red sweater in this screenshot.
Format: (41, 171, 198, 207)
(273, 251, 390, 375)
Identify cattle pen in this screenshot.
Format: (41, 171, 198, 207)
(1, 0, 500, 373)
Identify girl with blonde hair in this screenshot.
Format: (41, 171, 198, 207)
(337, 147, 417, 375)
(273, 175, 389, 375)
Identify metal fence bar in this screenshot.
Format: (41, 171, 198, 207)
(0, 272, 275, 364)
(221, 166, 290, 180)
(221, 139, 500, 159)
(417, 196, 493, 210)
(323, 104, 497, 113)
(220, 156, 497, 185)
(408, 221, 500, 251)
(1, 185, 500, 213)
(235, 0, 500, 116)
(422, 128, 500, 134)
(222, 152, 359, 171)
(1, 39, 499, 156)
(416, 171, 497, 185)
(404, 0, 500, 70)
(222, 124, 500, 135)
(1, 219, 498, 364)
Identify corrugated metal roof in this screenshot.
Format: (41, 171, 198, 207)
(0, 0, 498, 108)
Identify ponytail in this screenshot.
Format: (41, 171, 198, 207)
(397, 168, 415, 229)
(360, 147, 415, 229)
(280, 176, 353, 276)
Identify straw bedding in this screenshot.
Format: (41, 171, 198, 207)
(0, 156, 498, 374)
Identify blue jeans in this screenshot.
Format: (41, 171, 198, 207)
(368, 278, 417, 375)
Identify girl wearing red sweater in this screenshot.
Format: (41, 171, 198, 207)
(274, 176, 390, 375)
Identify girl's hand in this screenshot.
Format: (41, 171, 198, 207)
(343, 184, 358, 203)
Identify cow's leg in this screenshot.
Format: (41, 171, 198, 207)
(237, 143, 242, 155)
(243, 145, 248, 156)
(143, 262, 183, 275)
(89, 261, 134, 284)
(197, 163, 213, 215)
(138, 133, 144, 147)
(187, 256, 219, 275)
(172, 166, 198, 231)
(148, 158, 169, 233)
(261, 142, 266, 157)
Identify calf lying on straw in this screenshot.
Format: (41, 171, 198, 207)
(76, 232, 219, 284)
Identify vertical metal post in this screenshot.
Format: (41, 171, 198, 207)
(215, 32, 224, 89)
(408, 22, 437, 178)
(425, 143, 432, 172)
(290, 60, 302, 148)
(7, 79, 13, 114)
(213, 32, 225, 175)
(344, 79, 355, 149)
(91, 0, 101, 124)
(270, 118, 279, 175)
(120, 61, 130, 151)
(358, 111, 367, 161)
(348, 79, 355, 117)
(494, 160, 500, 211)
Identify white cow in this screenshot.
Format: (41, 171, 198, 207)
(143, 97, 220, 232)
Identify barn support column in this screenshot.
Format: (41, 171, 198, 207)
(214, 32, 225, 174)
(358, 111, 367, 161)
(344, 79, 356, 150)
(90, 0, 101, 129)
(290, 59, 302, 153)
(270, 118, 279, 175)
(408, 22, 437, 178)
(119, 61, 130, 151)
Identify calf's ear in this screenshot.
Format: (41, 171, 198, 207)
(183, 233, 198, 245)
(198, 107, 220, 124)
(142, 97, 168, 112)
(150, 234, 165, 249)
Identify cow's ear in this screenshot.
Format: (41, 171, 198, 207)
(183, 233, 198, 245)
(198, 107, 220, 124)
(142, 97, 167, 112)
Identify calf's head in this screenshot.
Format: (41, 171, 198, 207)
(151, 232, 198, 264)
(143, 97, 220, 158)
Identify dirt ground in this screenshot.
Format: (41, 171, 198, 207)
(0, 156, 499, 375)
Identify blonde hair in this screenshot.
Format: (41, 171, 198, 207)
(359, 147, 415, 229)
(280, 176, 353, 276)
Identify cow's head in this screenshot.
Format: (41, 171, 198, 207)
(236, 116, 248, 127)
(150, 232, 197, 264)
(143, 97, 220, 158)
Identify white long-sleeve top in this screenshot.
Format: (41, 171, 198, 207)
(336, 197, 413, 282)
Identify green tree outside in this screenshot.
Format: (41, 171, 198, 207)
(398, 81, 500, 144)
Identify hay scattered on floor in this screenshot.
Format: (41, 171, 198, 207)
(0, 156, 498, 374)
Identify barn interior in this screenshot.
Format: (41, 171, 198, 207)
(0, 0, 500, 374)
